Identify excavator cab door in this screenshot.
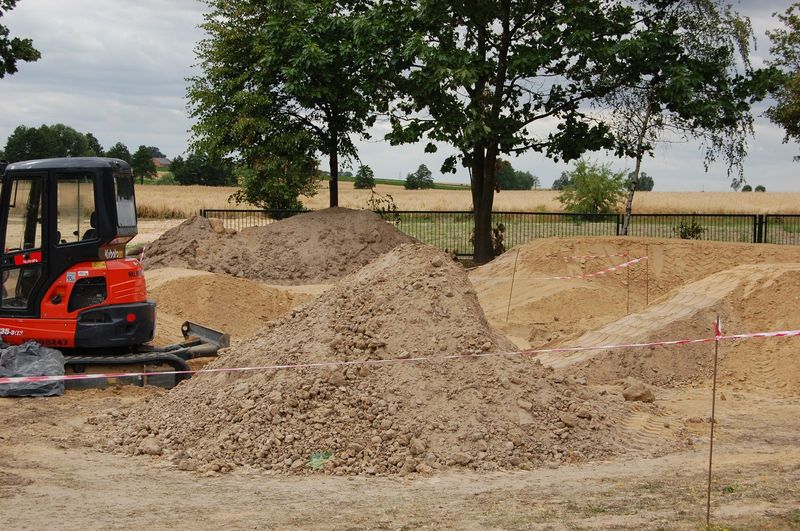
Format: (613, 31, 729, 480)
(0, 174, 47, 315)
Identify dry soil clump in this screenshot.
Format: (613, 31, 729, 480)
(101, 244, 652, 475)
(142, 208, 416, 284)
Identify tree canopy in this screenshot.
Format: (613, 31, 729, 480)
(766, 2, 800, 150)
(229, 155, 319, 212)
(85, 133, 104, 157)
(495, 159, 537, 190)
(188, 0, 397, 208)
(556, 160, 626, 215)
(3, 123, 95, 161)
(131, 145, 157, 184)
(171, 151, 236, 186)
(353, 164, 375, 190)
(0, 0, 40, 78)
(404, 164, 434, 190)
(144, 146, 166, 158)
(384, 0, 776, 262)
(106, 142, 132, 163)
(633, 172, 654, 192)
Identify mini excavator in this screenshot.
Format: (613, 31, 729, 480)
(0, 157, 228, 388)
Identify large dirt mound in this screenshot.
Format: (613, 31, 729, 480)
(471, 237, 800, 350)
(101, 244, 657, 475)
(142, 208, 417, 284)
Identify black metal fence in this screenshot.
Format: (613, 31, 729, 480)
(199, 209, 800, 256)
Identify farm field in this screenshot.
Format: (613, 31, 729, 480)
(135, 181, 800, 218)
(2, 209, 800, 529)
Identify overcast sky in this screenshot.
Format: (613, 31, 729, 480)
(0, 0, 796, 191)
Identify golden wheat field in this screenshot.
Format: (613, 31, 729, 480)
(135, 181, 800, 218)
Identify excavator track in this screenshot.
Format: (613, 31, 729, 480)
(61, 321, 229, 389)
(64, 351, 192, 389)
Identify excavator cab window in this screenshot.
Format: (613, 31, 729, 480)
(1, 176, 44, 309)
(114, 172, 137, 237)
(55, 173, 96, 245)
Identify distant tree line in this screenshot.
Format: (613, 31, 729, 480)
(1, 123, 237, 187)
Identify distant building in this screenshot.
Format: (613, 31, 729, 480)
(152, 157, 171, 169)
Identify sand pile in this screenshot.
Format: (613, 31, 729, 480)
(145, 268, 310, 344)
(471, 237, 800, 349)
(142, 208, 417, 284)
(545, 264, 800, 394)
(100, 244, 650, 475)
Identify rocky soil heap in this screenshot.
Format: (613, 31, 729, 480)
(142, 208, 417, 284)
(101, 244, 656, 475)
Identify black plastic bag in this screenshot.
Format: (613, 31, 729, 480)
(0, 341, 65, 397)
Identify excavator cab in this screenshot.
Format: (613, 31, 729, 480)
(0, 157, 154, 348)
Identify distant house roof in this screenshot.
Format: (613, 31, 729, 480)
(152, 157, 171, 168)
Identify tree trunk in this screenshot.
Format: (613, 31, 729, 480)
(621, 102, 653, 235)
(621, 157, 641, 236)
(328, 132, 339, 208)
(471, 143, 498, 264)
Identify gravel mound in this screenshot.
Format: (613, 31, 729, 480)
(143, 208, 417, 284)
(101, 244, 650, 475)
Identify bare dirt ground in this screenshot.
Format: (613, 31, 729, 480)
(0, 386, 797, 529)
(2, 226, 800, 529)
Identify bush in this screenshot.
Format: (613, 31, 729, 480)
(673, 217, 705, 239)
(556, 160, 626, 214)
(741, 184, 753, 192)
(404, 164, 434, 189)
(755, 184, 766, 192)
(229, 156, 319, 215)
(353, 165, 375, 189)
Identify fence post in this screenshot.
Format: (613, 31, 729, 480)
(616, 214, 622, 236)
(758, 215, 765, 244)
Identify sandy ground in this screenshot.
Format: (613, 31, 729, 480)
(2, 231, 800, 529)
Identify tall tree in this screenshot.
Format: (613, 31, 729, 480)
(766, 2, 800, 153)
(386, 0, 775, 263)
(0, 0, 40, 78)
(105, 142, 132, 163)
(603, 0, 775, 235)
(189, 0, 397, 208)
(131, 145, 157, 184)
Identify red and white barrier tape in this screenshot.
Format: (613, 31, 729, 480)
(535, 255, 647, 280)
(1, 326, 798, 386)
(558, 252, 630, 262)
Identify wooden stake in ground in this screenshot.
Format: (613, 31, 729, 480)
(645, 244, 650, 306)
(706, 316, 722, 526)
(505, 248, 521, 323)
(626, 250, 631, 315)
